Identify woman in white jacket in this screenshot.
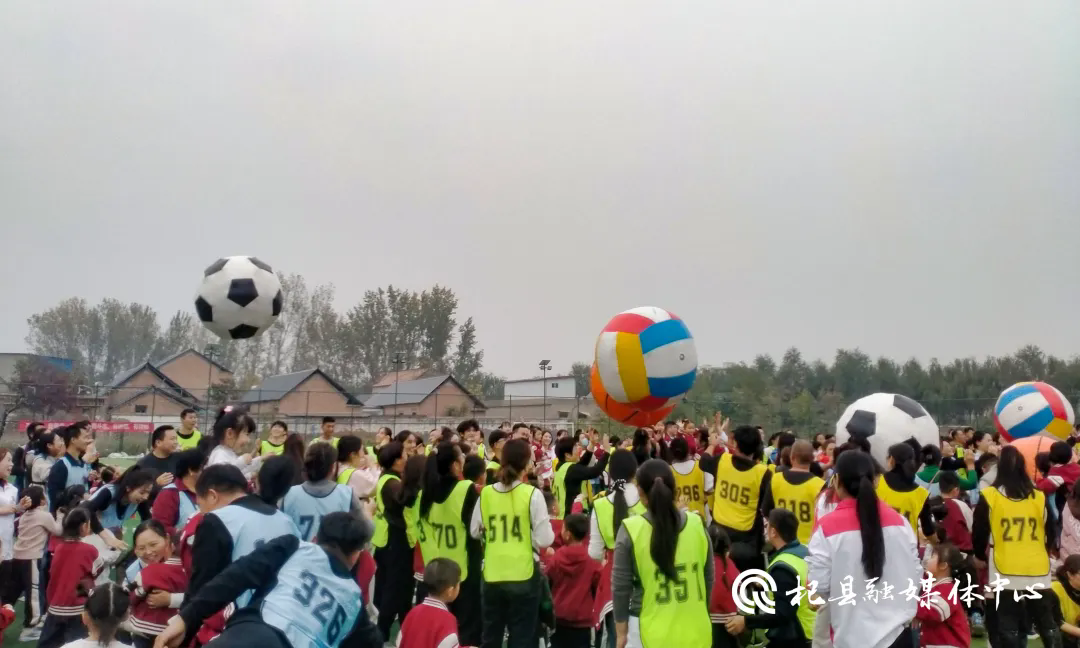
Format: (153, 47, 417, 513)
(205, 406, 262, 479)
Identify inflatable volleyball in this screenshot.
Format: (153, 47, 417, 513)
(994, 381, 1075, 442)
(593, 307, 697, 412)
(590, 363, 674, 426)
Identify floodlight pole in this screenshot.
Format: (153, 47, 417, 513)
(539, 360, 551, 428)
(392, 352, 406, 431)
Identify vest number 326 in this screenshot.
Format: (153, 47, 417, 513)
(292, 570, 349, 644)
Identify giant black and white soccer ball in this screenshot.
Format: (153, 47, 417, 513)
(834, 392, 939, 466)
(194, 256, 283, 340)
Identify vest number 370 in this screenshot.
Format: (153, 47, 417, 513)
(716, 481, 751, 506)
(1000, 516, 1039, 542)
(653, 563, 704, 604)
(292, 570, 349, 644)
(487, 514, 524, 543)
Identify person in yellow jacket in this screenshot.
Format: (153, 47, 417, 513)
(176, 408, 201, 450)
(588, 450, 642, 645)
(371, 441, 424, 639)
(724, 508, 815, 647)
(612, 459, 712, 648)
(456, 419, 486, 459)
(973, 444, 1061, 648)
(1051, 555, 1080, 642)
(875, 442, 934, 540)
(470, 439, 554, 648)
(762, 440, 825, 545)
(309, 416, 339, 448)
(713, 425, 771, 572)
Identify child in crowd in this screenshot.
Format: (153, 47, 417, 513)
(463, 455, 487, 489)
(709, 525, 742, 648)
(39, 507, 104, 648)
(1039, 442, 1080, 514)
(127, 520, 187, 648)
(936, 471, 973, 552)
(1051, 554, 1080, 646)
(0, 600, 13, 645)
(64, 583, 132, 648)
(11, 485, 61, 642)
(545, 514, 601, 648)
(396, 558, 463, 648)
(545, 491, 564, 552)
(915, 543, 972, 648)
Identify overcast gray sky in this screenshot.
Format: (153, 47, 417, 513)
(3, 1, 1079, 379)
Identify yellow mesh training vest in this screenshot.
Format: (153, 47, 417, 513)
(712, 453, 766, 532)
(673, 461, 707, 518)
(771, 472, 825, 545)
(624, 513, 711, 648)
(479, 483, 536, 583)
(982, 487, 1050, 577)
(875, 479, 928, 534)
(418, 480, 472, 580)
(372, 473, 399, 549)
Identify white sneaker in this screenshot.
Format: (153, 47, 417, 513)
(19, 627, 42, 642)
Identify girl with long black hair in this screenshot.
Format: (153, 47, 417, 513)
(612, 459, 712, 648)
(875, 442, 935, 541)
(206, 406, 261, 479)
(588, 449, 640, 648)
(470, 439, 554, 648)
(417, 441, 482, 646)
(973, 444, 1062, 648)
(372, 442, 422, 639)
(1051, 554, 1080, 648)
(806, 450, 922, 648)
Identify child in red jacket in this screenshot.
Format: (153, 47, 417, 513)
(0, 603, 13, 645)
(709, 525, 742, 648)
(38, 507, 102, 648)
(915, 543, 971, 648)
(397, 558, 464, 648)
(545, 514, 601, 648)
(128, 519, 188, 648)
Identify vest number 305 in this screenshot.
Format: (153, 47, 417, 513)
(716, 481, 751, 506)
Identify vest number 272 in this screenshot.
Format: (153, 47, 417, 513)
(1000, 516, 1039, 542)
(292, 570, 348, 644)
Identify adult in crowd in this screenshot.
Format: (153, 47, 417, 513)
(336, 435, 379, 500)
(206, 407, 261, 479)
(457, 419, 485, 459)
(762, 440, 826, 545)
(0, 448, 32, 605)
(589, 450, 642, 648)
(151, 449, 205, 536)
(30, 429, 66, 491)
(551, 432, 609, 520)
(876, 442, 935, 540)
(419, 442, 482, 646)
(311, 416, 339, 448)
(371, 441, 422, 639)
(281, 442, 363, 542)
(613, 459, 712, 648)
(46, 421, 98, 512)
(137, 425, 180, 500)
(973, 445, 1063, 648)
(13, 421, 45, 492)
(471, 439, 554, 648)
(670, 436, 711, 521)
(712, 425, 770, 572)
(258, 421, 288, 457)
(807, 450, 922, 648)
(84, 465, 154, 540)
(281, 433, 307, 485)
(176, 408, 201, 451)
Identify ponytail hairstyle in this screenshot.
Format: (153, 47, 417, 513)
(708, 524, 732, 571)
(886, 442, 917, 483)
(303, 442, 338, 483)
(211, 405, 255, 448)
(56, 484, 87, 515)
(83, 582, 130, 646)
(256, 456, 296, 505)
(420, 442, 464, 517)
(920, 443, 942, 469)
(993, 445, 1034, 500)
(932, 542, 973, 584)
(337, 435, 365, 465)
(607, 449, 639, 539)
(554, 437, 575, 464)
(834, 450, 885, 580)
(400, 455, 427, 507)
(377, 441, 405, 473)
(1056, 553, 1080, 593)
(32, 430, 57, 457)
(498, 439, 532, 486)
(636, 459, 680, 582)
(62, 506, 92, 539)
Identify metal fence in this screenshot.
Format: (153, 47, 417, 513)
(0, 383, 1050, 455)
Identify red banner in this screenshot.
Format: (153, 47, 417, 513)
(17, 420, 154, 434)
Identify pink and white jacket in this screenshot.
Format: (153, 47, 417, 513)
(807, 499, 923, 648)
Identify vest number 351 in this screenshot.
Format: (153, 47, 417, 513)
(653, 563, 704, 604)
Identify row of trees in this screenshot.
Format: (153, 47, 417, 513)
(566, 344, 1080, 433)
(23, 277, 489, 391)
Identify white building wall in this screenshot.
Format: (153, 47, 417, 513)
(503, 377, 576, 399)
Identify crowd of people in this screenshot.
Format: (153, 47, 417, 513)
(1, 410, 1080, 648)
